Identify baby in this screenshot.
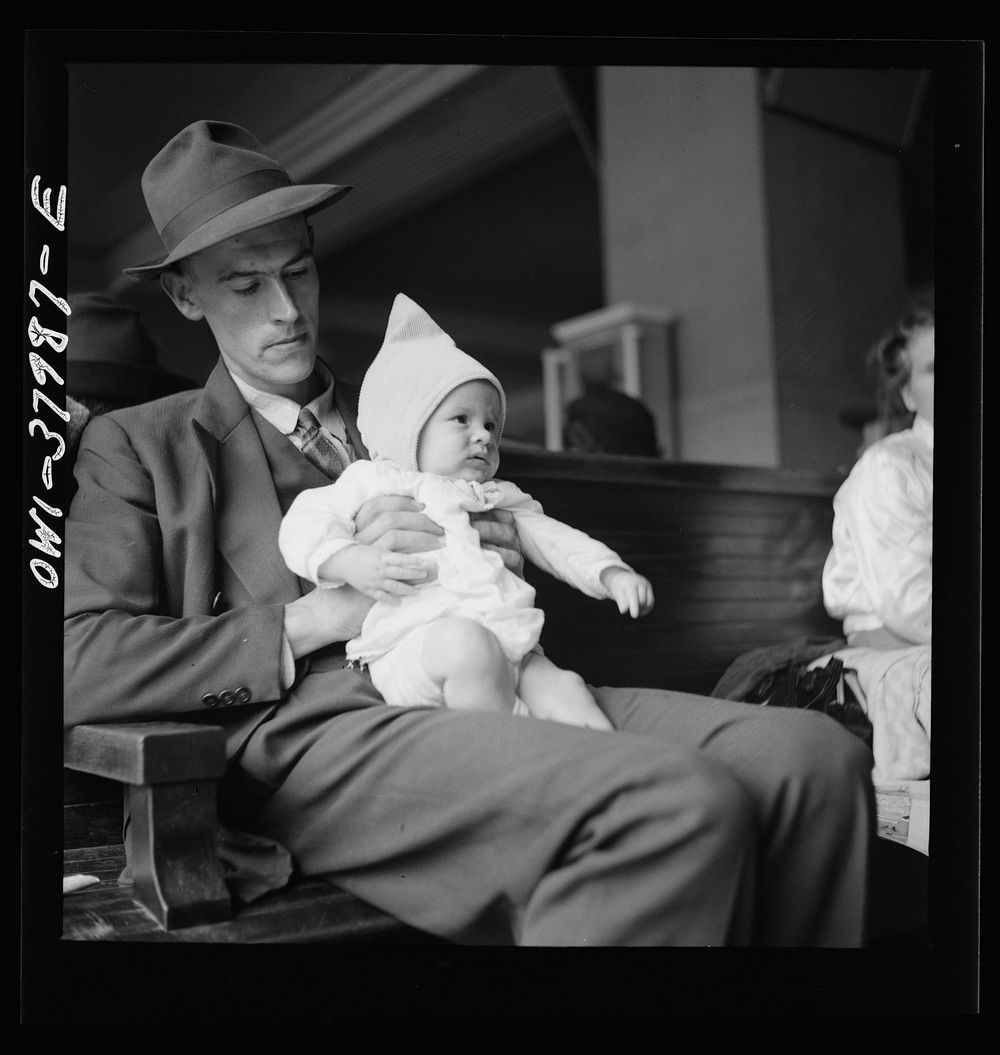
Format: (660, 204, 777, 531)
(279, 293, 654, 730)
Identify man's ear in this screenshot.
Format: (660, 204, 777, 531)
(900, 384, 917, 413)
(160, 266, 205, 321)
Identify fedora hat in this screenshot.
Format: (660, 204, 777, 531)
(123, 120, 352, 279)
(67, 292, 196, 402)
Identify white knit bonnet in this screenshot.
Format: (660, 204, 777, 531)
(357, 293, 507, 471)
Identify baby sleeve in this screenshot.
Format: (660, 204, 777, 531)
(494, 481, 632, 599)
(279, 460, 386, 587)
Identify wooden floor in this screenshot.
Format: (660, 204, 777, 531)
(62, 844, 441, 944)
(65, 840, 928, 946)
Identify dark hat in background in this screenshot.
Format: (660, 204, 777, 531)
(123, 120, 352, 280)
(565, 384, 660, 458)
(67, 292, 196, 402)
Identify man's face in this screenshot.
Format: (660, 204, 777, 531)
(167, 215, 320, 399)
(417, 380, 502, 482)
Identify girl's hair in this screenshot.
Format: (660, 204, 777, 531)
(867, 298, 934, 428)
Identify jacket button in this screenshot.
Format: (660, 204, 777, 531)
(211, 591, 224, 613)
(235, 686, 252, 704)
(202, 693, 220, 708)
(218, 689, 236, 706)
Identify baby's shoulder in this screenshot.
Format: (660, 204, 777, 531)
(490, 478, 543, 512)
(490, 478, 525, 499)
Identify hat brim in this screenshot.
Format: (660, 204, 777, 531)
(69, 360, 197, 402)
(123, 182, 352, 280)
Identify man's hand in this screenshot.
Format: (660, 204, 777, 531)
(355, 494, 524, 578)
(283, 495, 439, 662)
(320, 544, 429, 603)
(355, 494, 444, 554)
(283, 584, 375, 660)
(600, 566, 655, 618)
(470, 508, 524, 577)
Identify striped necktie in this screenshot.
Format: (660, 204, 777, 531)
(292, 408, 349, 480)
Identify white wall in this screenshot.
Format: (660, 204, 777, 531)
(597, 65, 911, 471)
(598, 66, 781, 466)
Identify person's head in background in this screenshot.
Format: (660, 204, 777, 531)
(64, 293, 196, 500)
(67, 291, 195, 418)
(869, 298, 935, 436)
(564, 384, 660, 458)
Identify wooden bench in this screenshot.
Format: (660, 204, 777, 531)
(63, 449, 925, 944)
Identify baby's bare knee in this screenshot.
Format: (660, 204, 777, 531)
(424, 617, 505, 676)
(549, 666, 589, 698)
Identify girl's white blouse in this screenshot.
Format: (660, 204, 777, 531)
(822, 415, 933, 644)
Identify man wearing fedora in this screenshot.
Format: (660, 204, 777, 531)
(64, 120, 874, 946)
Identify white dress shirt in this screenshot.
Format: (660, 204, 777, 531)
(229, 358, 355, 468)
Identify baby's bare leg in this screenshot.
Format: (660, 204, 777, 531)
(517, 653, 614, 731)
(421, 616, 517, 713)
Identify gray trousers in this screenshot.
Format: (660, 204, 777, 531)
(238, 658, 874, 946)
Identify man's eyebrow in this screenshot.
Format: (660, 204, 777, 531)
(215, 249, 313, 284)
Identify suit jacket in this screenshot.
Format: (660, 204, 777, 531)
(64, 357, 368, 754)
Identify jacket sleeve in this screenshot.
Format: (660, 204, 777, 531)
(63, 414, 289, 729)
(496, 483, 632, 599)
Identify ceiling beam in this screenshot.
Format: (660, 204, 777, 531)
(272, 64, 488, 180)
(108, 64, 489, 293)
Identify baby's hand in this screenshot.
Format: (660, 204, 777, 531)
(320, 544, 429, 603)
(600, 567, 655, 618)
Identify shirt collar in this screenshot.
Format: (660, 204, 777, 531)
(228, 359, 336, 436)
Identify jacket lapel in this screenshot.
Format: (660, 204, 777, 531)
(193, 361, 302, 605)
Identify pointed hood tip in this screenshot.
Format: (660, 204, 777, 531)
(357, 294, 506, 471)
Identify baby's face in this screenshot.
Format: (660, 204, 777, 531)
(417, 380, 502, 483)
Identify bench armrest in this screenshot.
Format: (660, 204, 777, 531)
(64, 721, 228, 784)
(64, 721, 232, 930)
